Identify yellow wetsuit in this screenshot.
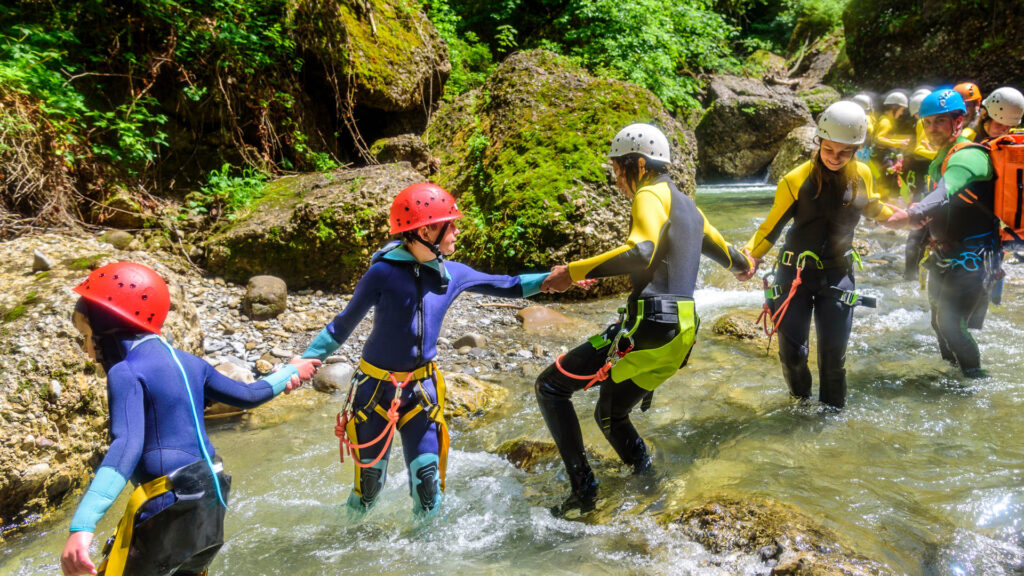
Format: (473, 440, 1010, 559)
(874, 112, 912, 150)
(568, 175, 749, 298)
(913, 119, 936, 161)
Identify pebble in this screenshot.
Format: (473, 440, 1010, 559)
(270, 347, 292, 359)
(32, 249, 53, 272)
(453, 333, 487, 349)
(255, 359, 274, 374)
(532, 344, 545, 358)
(49, 380, 62, 399)
(458, 346, 472, 355)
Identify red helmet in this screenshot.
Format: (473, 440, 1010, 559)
(73, 262, 171, 334)
(389, 183, 462, 234)
(955, 82, 982, 103)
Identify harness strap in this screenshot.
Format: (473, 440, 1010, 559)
(827, 286, 877, 308)
(96, 474, 175, 576)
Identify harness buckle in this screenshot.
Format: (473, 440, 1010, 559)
(780, 251, 794, 266)
(838, 290, 859, 306)
(764, 284, 782, 300)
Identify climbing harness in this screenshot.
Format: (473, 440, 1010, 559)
(554, 305, 641, 390)
(756, 249, 875, 352)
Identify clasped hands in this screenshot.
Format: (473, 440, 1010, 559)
(541, 265, 597, 293)
(285, 356, 321, 393)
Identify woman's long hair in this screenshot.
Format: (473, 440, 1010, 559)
(809, 145, 860, 208)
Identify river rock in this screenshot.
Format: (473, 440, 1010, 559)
(516, 305, 573, 332)
(243, 275, 287, 320)
(493, 437, 560, 472)
(90, 188, 148, 228)
(671, 498, 885, 574)
(768, 126, 817, 184)
(214, 361, 254, 384)
(241, 387, 330, 429)
(369, 134, 438, 177)
(426, 49, 695, 296)
(452, 333, 487, 349)
(444, 372, 509, 419)
(104, 230, 134, 250)
(710, 310, 767, 342)
(206, 164, 424, 290)
(312, 362, 354, 393)
(696, 74, 812, 180)
(0, 233, 204, 530)
(32, 249, 53, 272)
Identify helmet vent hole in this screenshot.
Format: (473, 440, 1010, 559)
(142, 295, 148, 301)
(130, 284, 136, 289)
(118, 282, 124, 288)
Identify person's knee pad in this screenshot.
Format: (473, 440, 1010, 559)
(347, 458, 388, 512)
(408, 453, 443, 515)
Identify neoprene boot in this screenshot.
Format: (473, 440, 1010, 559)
(552, 468, 598, 516)
(780, 362, 813, 400)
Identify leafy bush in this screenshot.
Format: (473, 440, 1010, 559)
(185, 164, 268, 221)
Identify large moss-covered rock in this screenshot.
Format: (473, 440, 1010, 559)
(769, 126, 817, 183)
(843, 1, 1024, 90)
(204, 163, 422, 290)
(0, 234, 202, 530)
(425, 49, 697, 283)
(696, 75, 812, 181)
(797, 85, 841, 119)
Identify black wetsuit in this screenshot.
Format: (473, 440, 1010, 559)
(536, 173, 749, 507)
(745, 159, 892, 408)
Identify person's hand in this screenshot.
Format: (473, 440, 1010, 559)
(541, 265, 572, 293)
(882, 207, 910, 229)
(60, 531, 96, 576)
(287, 357, 321, 393)
(734, 248, 760, 281)
(574, 278, 598, 290)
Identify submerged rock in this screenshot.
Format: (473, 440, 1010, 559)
(493, 437, 560, 472)
(671, 497, 888, 574)
(443, 372, 509, 419)
(710, 310, 767, 341)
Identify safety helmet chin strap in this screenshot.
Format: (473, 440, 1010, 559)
(410, 221, 451, 291)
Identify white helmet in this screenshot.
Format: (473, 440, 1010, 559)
(608, 123, 671, 163)
(909, 90, 931, 117)
(982, 87, 1024, 127)
(851, 93, 873, 112)
(884, 92, 909, 108)
(817, 101, 868, 145)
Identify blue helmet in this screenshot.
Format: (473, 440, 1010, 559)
(919, 89, 967, 118)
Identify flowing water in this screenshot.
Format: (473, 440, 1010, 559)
(4, 183, 1024, 575)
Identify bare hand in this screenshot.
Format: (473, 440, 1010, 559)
(574, 278, 598, 291)
(734, 248, 760, 281)
(882, 207, 910, 229)
(287, 357, 321, 393)
(61, 531, 96, 576)
(541, 265, 573, 293)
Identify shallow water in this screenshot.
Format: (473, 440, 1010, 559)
(4, 183, 1024, 575)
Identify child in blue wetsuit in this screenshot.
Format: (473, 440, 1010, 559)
(301, 182, 549, 517)
(60, 262, 320, 576)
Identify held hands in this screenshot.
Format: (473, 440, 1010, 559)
(60, 531, 96, 576)
(882, 206, 911, 229)
(286, 357, 322, 393)
(734, 248, 761, 281)
(541, 265, 573, 293)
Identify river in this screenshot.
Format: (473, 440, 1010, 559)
(3, 183, 1023, 575)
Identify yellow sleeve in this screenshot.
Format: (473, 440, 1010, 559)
(699, 208, 752, 273)
(858, 162, 894, 220)
(913, 120, 936, 160)
(962, 126, 977, 142)
(744, 165, 802, 259)
(567, 189, 668, 281)
(874, 116, 908, 149)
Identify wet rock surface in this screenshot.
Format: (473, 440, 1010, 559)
(493, 437, 560, 473)
(671, 498, 889, 575)
(768, 126, 818, 184)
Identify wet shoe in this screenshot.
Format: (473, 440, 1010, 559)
(962, 367, 988, 379)
(551, 490, 597, 517)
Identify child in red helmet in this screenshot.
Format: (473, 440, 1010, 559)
(60, 262, 320, 576)
(300, 182, 553, 517)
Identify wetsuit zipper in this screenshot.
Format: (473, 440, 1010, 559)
(414, 263, 425, 367)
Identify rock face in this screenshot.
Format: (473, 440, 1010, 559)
(790, 30, 849, 92)
(844, 1, 1024, 91)
(370, 134, 438, 177)
(697, 74, 813, 181)
(797, 85, 841, 119)
(0, 234, 203, 529)
(768, 126, 818, 184)
(243, 275, 288, 320)
(425, 49, 697, 292)
(205, 163, 423, 290)
(672, 498, 886, 574)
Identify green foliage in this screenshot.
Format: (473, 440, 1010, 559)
(185, 164, 269, 221)
(715, 0, 849, 54)
(421, 1, 495, 98)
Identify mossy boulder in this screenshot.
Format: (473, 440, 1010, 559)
(797, 85, 841, 119)
(443, 372, 509, 419)
(671, 497, 887, 574)
(789, 29, 849, 92)
(696, 75, 812, 181)
(369, 133, 438, 177)
(204, 163, 422, 290)
(843, 1, 1024, 90)
(493, 437, 560, 472)
(425, 49, 697, 287)
(744, 50, 788, 79)
(0, 234, 202, 531)
(769, 125, 818, 184)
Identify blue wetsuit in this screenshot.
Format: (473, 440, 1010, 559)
(302, 242, 546, 514)
(70, 335, 297, 534)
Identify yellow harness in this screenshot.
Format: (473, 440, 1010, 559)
(96, 475, 174, 576)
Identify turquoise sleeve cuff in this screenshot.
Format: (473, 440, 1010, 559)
(69, 466, 127, 533)
(262, 364, 299, 395)
(518, 273, 549, 298)
(302, 328, 341, 361)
